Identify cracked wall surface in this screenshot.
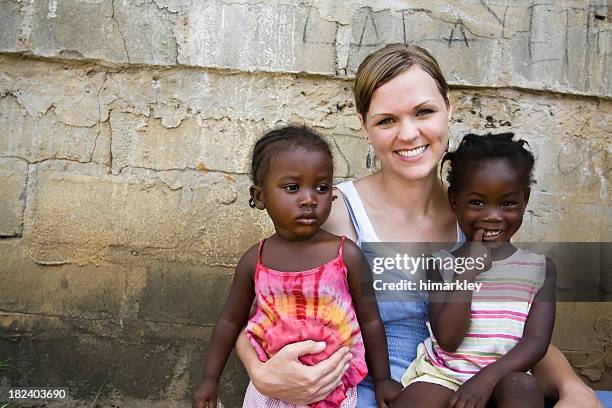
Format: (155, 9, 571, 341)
(0, 1, 611, 407)
(1, 0, 610, 96)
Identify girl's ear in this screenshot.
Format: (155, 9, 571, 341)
(523, 187, 531, 208)
(249, 185, 266, 210)
(447, 187, 457, 213)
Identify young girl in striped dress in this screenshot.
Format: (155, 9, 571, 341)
(394, 133, 557, 408)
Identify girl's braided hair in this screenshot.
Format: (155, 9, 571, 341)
(250, 125, 332, 186)
(442, 132, 535, 192)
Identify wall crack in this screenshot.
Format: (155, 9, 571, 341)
(111, 0, 131, 64)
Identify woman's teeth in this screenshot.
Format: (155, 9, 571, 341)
(483, 230, 502, 238)
(396, 145, 427, 158)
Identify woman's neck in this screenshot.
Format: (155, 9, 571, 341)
(375, 169, 447, 217)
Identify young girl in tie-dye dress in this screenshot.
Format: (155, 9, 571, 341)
(192, 126, 402, 408)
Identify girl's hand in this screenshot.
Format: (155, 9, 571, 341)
(249, 340, 352, 405)
(374, 379, 403, 408)
(448, 370, 497, 408)
(192, 378, 219, 408)
(463, 228, 492, 276)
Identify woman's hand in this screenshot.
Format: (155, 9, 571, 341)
(554, 380, 602, 408)
(251, 341, 352, 404)
(236, 332, 352, 405)
(374, 379, 403, 408)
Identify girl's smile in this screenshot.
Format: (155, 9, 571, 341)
(450, 158, 530, 245)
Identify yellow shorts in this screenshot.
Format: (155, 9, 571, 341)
(400, 343, 463, 392)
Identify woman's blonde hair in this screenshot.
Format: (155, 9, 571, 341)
(354, 44, 450, 121)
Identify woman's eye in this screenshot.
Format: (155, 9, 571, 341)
(417, 109, 434, 117)
(377, 117, 394, 126)
(316, 185, 330, 193)
(469, 200, 484, 206)
(502, 201, 517, 207)
(284, 185, 299, 192)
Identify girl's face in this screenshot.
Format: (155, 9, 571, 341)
(449, 159, 530, 243)
(359, 66, 451, 181)
(250, 147, 333, 241)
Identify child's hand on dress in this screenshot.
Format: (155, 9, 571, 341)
(192, 378, 219, 408)
(449, 369, 498, 408)
(374, 378, 403, 408)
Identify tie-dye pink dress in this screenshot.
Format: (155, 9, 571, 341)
(243, 236, 367, 408)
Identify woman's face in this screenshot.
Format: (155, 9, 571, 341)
(360, 66, 451, 181)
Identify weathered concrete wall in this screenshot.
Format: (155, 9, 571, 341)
(1, 0, 610, 95)
(0, 0, 610, 407)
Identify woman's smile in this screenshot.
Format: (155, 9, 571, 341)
(395, 144, 429, 160)
(361, 66, 451, 181)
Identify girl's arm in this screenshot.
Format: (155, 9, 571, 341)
(447, 257, 557, 408)
(192, 246, 257, 407)
(427, 263, 481, 352)
(428, 229, 492, 351)
(343, 239, 402, 407)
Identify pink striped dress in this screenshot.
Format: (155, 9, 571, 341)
(424, 248, 546, 382)
(243, 236, 367, 408)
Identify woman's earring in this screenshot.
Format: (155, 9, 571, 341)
(365, 143, 377, 171)
(447, 127, 455, 152)
(248, 198, 256, 208)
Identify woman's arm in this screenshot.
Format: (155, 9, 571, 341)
(529, 258, 602, 408)
(533, 346, 602, 408)
(344, 239, 402, 407)
(235, 331, 352, 404)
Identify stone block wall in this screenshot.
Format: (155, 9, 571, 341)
(0, 0, 610, 406)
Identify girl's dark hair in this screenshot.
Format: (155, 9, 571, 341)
(442, 132, 535, 191)
(250, 125, 332, 186)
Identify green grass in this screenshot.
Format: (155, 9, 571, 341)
(0, 360, 16, 371)
(90, 380, 107, 408)
(0, 360, 15, 407)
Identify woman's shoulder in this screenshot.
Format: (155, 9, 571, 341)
(323, 183, 358, 242)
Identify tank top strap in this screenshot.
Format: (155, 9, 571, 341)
(257, 239, 265, 263)
(337, 235, 346, 258)
(255, 239, 265, 279)
(334, 181, 380, 244)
